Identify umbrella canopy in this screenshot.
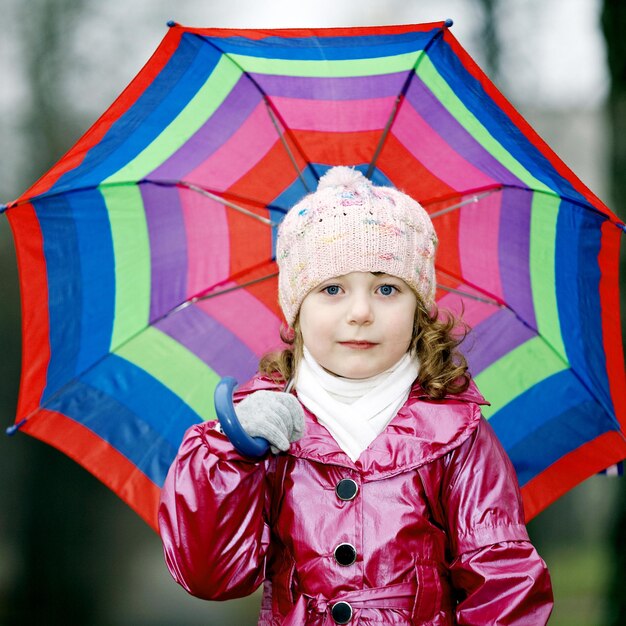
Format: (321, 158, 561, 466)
(3, 21, 625, 530)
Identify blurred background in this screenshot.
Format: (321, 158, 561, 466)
(0, 0, 624, 624)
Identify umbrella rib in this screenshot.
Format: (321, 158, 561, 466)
(436, 272, 624, 430)
(509, 185, 626, 226)
(436, 283, 502, 306)
(146, 178, 290, 218)
(428, 188, 503, 218)
(8, 181, 621, 231)
(2, 180, 284, 218)
(420, 184, 504, 207)
(167, 272, 279, 316)
(436, 267, 509, 307)
(192, 33, 316, 192)
(170, 180, 280, 226)
(263, 100, 312, 193)
(419, 184, 626, 232)
(260, 97, 319, 190)
(365, 92, 405, 180)
(366, 21, 451, 179)
(5, 269, 280, 434)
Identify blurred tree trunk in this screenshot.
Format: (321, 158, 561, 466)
(601, 1, 626, 625)
(4, 1, 116, 625)
(475, 0, 501, 82)
(19, 0, 90, 181)
(602, 2, 626, 221)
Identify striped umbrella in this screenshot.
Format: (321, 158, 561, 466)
(3, 21, 625, 530)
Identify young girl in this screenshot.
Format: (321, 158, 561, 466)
(159, 167, 553, 625)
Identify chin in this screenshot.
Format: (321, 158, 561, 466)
(331, 365, 382, 380)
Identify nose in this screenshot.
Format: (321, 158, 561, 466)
(346, 293, 374, 325)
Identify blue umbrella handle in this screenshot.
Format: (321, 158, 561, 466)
(214, 377, 270, 458)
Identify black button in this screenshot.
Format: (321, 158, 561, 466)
(334, 543, 357, 566)
(336, 479, 358, 501)
(331, 601, 353, 624)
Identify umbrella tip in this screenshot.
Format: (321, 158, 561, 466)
(0, 203, 7, 214)
(167, 20, 177, 28)
(6, 418, 27, 436)
(444, 18, 454, 28)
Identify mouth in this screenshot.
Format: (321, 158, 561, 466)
(338, 341, 378, 350)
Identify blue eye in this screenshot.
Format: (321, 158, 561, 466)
(324, 285, 341, 295)
(378, 284, 396, 296)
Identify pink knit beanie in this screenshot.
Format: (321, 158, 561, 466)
(276, 166, 438, 326)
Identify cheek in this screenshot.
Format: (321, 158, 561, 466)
(298, 300, 314, 340)
(389, 308, 417, 346)
(301, 317, 332, 348)
(299, 303, 331, 348)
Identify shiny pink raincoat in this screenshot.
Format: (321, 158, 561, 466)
(159, 376, 553, 625)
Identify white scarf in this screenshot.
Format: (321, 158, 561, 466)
(295, 347, 420, 461)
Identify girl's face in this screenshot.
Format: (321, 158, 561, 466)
(299, 271, 418, 379)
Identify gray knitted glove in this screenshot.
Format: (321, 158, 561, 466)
(235, 390, 305, 454)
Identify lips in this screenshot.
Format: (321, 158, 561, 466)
(339, 341, 378, 349)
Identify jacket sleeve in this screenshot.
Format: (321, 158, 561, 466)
(158, 420, 270, 601)
(440, 415, 553, 625)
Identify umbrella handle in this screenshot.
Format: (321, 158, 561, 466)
(214, 377, 270, 458)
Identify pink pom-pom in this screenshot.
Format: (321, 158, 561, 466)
(317, 166, 367, 191)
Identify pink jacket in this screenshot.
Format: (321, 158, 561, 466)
(159, 375, 553, 625)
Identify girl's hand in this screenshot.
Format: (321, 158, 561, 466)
(235, 391, 305, 454)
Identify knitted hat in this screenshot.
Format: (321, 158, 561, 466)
(276, 166, 438, 326)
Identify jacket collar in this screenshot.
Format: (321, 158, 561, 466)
(234, 375, 488, 478)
